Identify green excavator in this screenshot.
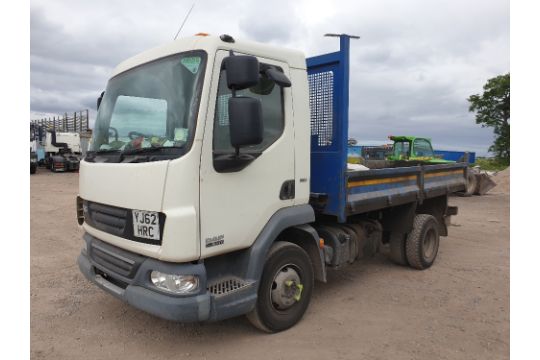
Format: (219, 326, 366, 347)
(387, 135, 453, 164)
(386, 135, 495, 196)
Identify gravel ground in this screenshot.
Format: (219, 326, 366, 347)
(31, 168, 509, 360)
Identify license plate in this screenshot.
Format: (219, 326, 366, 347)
(132, 210, 160, 241)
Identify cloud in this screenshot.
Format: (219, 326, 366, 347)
(30, 0, 509, 156)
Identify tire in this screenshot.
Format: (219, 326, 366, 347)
(388, 232, 408, 266)
(247, 241, 314, 333)
(405, 214, 440, 270)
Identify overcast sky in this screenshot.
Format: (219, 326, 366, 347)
(30, 0, 509, 155)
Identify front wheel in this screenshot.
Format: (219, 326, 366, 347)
(247, 241, 314, 333)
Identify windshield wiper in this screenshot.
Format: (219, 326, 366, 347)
(86, 149, 122, 162)
(121, 146, 181, 155)
(95, 149, 122, 154)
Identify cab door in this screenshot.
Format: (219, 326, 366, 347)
(199, 50, 295, 258)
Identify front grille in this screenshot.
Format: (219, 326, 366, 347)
(87, 202, 127, 237)
(92, 243, 134, 277)
(83, 200, 165, 245)
(208, 277, 252, 297)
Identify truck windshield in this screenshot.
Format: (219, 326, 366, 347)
(87, 51, 207, 162)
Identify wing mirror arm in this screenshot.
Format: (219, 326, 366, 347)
(97, 91, 105, 110)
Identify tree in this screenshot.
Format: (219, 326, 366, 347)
(467, 73, 510, 164)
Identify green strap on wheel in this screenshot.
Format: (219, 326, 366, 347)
(293, 284, 303, 301)
(285, 280, 304, 302)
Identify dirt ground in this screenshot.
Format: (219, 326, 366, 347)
(30, 168, 509, 360)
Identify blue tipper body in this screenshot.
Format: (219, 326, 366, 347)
(306, 35, 467, 223)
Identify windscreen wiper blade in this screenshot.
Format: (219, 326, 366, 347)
(121, 146, 170, 155)
(85, 149, 121, 161)
(122, 144, 185, 155)
(95, 149, 122, 154)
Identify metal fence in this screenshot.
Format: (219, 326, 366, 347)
(31, 109, 90, 134)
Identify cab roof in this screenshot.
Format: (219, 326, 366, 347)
(111, 35, 307, 77)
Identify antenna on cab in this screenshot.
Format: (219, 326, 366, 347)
(174, 1, 197, 40)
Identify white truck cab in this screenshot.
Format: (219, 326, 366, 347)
(78, 34, 315, 331)
(79, 35, 311, 261)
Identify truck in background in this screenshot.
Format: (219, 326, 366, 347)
(30, 124, 38, 174)
(76, 34, 466, 332)
(43, 130, 81, 172)
(30, 123, 82, 172)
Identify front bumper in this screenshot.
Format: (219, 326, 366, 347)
(78, 233, 211, 322)
(77, 233, 258, 323)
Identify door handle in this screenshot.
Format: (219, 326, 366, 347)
(279, 180, 295, 200)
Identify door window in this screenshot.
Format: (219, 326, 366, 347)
(213, 69, 285, 154)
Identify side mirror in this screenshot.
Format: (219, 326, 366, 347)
(229, 96, 263, 151)
(224, 56, 259, 90)
(97, 91, 105, 110)
(264, 67, 291, 87)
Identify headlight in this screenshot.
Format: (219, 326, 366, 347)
(150, 271, 199, 294)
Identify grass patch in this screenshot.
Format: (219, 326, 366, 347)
(474, 157, 509, 171)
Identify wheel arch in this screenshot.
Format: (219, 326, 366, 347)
(416, 195, 449, 236)
(243, 205, 316, 282)
(277, 224, 327, 283)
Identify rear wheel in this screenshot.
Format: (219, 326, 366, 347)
(247, 241, 314, 333)
(405, 214, 440, 270)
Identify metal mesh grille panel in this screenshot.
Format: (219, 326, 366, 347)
(308, 71, 334, 147)
(208, 278, 250, 296)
